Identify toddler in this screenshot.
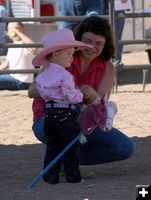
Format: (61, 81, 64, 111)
(32, 28, 91, 184)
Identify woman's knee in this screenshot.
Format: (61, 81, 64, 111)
(87, 127, 135, 161)
(122, 138, 135, 160)
(32, 117, 48, 144)
(110, 128, 135, 160)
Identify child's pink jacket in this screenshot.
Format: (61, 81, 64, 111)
(36, 63, 83, 104)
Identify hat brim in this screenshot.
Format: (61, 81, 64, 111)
(32, 41, 92, 66)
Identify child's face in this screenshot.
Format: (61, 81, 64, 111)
(52, 47, 75, 68)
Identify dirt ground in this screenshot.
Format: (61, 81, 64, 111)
(0, 52, 151, 200)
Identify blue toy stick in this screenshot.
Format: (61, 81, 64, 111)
(28, 131, 82, 189)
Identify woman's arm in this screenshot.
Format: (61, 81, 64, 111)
(28, 80, 40, 98)
(80, 61, 115, 102)
(80, 85, 99, 103)
(97, 61, 115, 99)
(28, 67, 47, 98)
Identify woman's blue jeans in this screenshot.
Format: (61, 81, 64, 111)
(0, 74, 31, 90)
(32, 115, 135, 166)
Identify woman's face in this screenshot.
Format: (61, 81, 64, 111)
(81, 32, 106, 60)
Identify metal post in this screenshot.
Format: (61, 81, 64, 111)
(142, 69, 149, 91)
(142, 0, 145, 39)
(33, 0, 40, 17)
(109, 0, 118, 93)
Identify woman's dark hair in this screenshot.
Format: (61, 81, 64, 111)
(74, 16, 115, 61)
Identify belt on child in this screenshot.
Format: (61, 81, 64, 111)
(45, 102, 76, 110)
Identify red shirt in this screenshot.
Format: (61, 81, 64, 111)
(32, 56, 106, 120)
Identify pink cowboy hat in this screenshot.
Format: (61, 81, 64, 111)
(32, 28, 92, 66)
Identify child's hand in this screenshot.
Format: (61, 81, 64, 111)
(80, 85, 99, 103)
(79, 133, 87, 145)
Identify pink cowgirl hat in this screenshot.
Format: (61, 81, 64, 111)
(32, 28, 92, 66)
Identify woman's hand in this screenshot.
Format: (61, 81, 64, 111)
(80, 84, 99, 103)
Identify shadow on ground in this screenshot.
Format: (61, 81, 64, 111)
(118, 69, 151, 85)
(0, 136, 151, 200)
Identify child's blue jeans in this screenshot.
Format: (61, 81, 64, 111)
(43, 103, 82, 183)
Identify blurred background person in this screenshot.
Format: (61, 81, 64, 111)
(115, 0, 133, 83)
(0, 0, 14, 55)
(57, 0, 104, 30)
(0, 0, 8, 55)
(4, 0, 14, 17)
(0, 22, 37, 90)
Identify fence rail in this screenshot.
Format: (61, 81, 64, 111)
(0, 15, 108, 23)
(0, 69, 39, 74)
(120, 39, 151, 45)
(123, 64, 151, 71)
(116, 12, 151, 19)
(0, 43, 42, 48)
(1, 39, 151, 48)
(1, 64, 151, 75)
